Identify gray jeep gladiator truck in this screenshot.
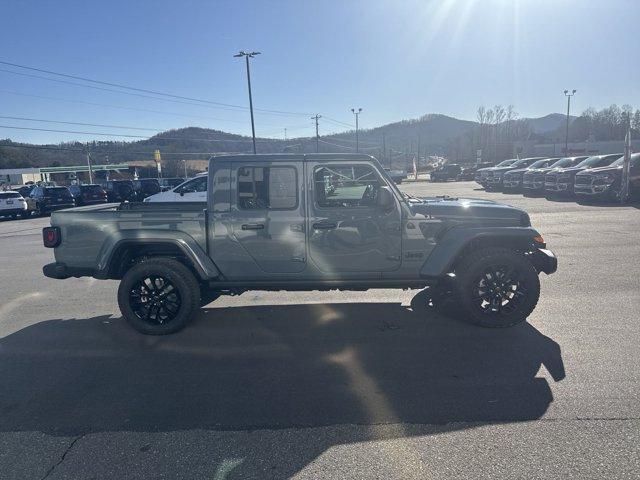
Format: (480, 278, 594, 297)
(42, 154, 557, 335)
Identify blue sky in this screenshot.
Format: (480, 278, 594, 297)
(1, 0, 638, 144)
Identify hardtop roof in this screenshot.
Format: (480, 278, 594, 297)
(209, 153, 378, 164)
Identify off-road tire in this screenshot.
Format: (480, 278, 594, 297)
(454, 247, 540, 328)
(118, 257, 201, 335)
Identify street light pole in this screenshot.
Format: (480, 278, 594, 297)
(564, 89, 576, 156)
(234, 51, 261, 154)
(351, 107, 362, 152)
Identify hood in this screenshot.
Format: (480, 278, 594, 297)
(555, 165, 589, 174)
(527, 166, 563, 174)
(504, 167, 531, 175)
(409, 196, 529, 226)
(576, 165, 622, 176)
(489, 165, 520, 174)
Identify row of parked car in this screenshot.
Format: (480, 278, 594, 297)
(0, 177, 187, 220)
(473, 153, 640, 201)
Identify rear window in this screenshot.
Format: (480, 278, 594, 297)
(44, 187, 71, 197)
(0, 192, 21, 199)
(82, 185, 105, 193)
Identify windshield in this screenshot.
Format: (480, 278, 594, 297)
(82, 185, 105, 193)
(550, 158, 575, 168)
(0, 192, 21, 199)
(44, 187, 71, 197)
(496, 159, 516, 167)
(529, 159, 550, 168)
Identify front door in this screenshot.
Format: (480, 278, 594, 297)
(307, 161, 402, 275)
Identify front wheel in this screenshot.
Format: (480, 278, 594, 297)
(454, 247, 540, 328)
(117, 258, 201, 334)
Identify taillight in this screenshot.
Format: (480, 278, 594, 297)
(43, 227, 61, 248)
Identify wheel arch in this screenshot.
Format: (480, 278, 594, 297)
(96, 233, 220, 280)
(420, 227, 541, 277)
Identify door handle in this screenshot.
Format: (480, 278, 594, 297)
(313, 222, 337, 230)
(241, 223, 265, 230)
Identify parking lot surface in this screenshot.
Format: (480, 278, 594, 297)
(1, 181, 639, 479)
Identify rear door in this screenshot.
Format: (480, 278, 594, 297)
(212, 160, 307, 278)
(306, 161, 402, 275)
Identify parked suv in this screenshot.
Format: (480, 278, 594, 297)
(574, 153, 640, 201)
(544, 154, 622, 197)
(485, 157, 546, 191)
(28, 186, 75, 216)
(475, 159, 516, 187)
(430, 164, 462, 182)
(68, 184, 108, 206)
(0, 191, 28, 219)
(502, 158, 559, 192)
(522, 157, 588, 195)
(132, 178, 161, 201)
(43, 153, 557, 335)
(103, 180, 135, 202)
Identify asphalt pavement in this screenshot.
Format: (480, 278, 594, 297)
(0, 181, 639, 479)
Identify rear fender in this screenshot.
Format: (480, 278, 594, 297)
(96, 230, 220, 280)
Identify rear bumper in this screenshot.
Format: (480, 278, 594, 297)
(43, 262, 95, 279)
(0, 207, 27, 216)
(41, 203, 75, 213)
(531, 248, 558, 275)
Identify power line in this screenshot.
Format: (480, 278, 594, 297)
(0, 143, 252, 156)
(0, 60, 311, 117)
(0, 124, 283, 143)
(323, 116, 354, 128)
(0, 89, 302, 127)
(0, 115, 160, 131)
(0, 68, 256, 113)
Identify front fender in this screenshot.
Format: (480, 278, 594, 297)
(95, 229, 220, 280)
(420, 226, 541, 277)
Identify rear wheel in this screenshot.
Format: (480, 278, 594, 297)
(454, 247, 540, 328)
(117, 258, 201, 334)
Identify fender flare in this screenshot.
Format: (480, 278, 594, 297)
(95, 229, 220, 280)
(419, 226, 541, 277)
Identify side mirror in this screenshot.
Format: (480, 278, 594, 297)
(179, 191, 185, 197)
(376, 185, 395, 210)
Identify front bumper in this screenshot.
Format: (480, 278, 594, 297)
(531, 248, 558, 275)
(502, 178, 522, 189)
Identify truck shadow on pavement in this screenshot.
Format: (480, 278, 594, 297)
(0, 291, 565, 478)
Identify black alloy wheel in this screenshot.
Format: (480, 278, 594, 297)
(455, 247, 540, 328)
(118, 257, 201, 334)
(472, 264, 527, 317)
(129, 275, 182, 325)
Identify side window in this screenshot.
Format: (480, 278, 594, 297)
(237, 166, 297, 210)
(314, 164, 381, 208)
(175, 177, 207, 194)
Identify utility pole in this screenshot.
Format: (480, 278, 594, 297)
(382, 131, 387, 166)
(564, 89, 576, 156)
(183, 159, 188, 178)
(621, 122, 632, 204)
(284, 128, 287, 141)
(351, 107, 362, 152)
(85, 146, 93, 184)
(234, 50, 261, 154)
(311, 114, 321, 153)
